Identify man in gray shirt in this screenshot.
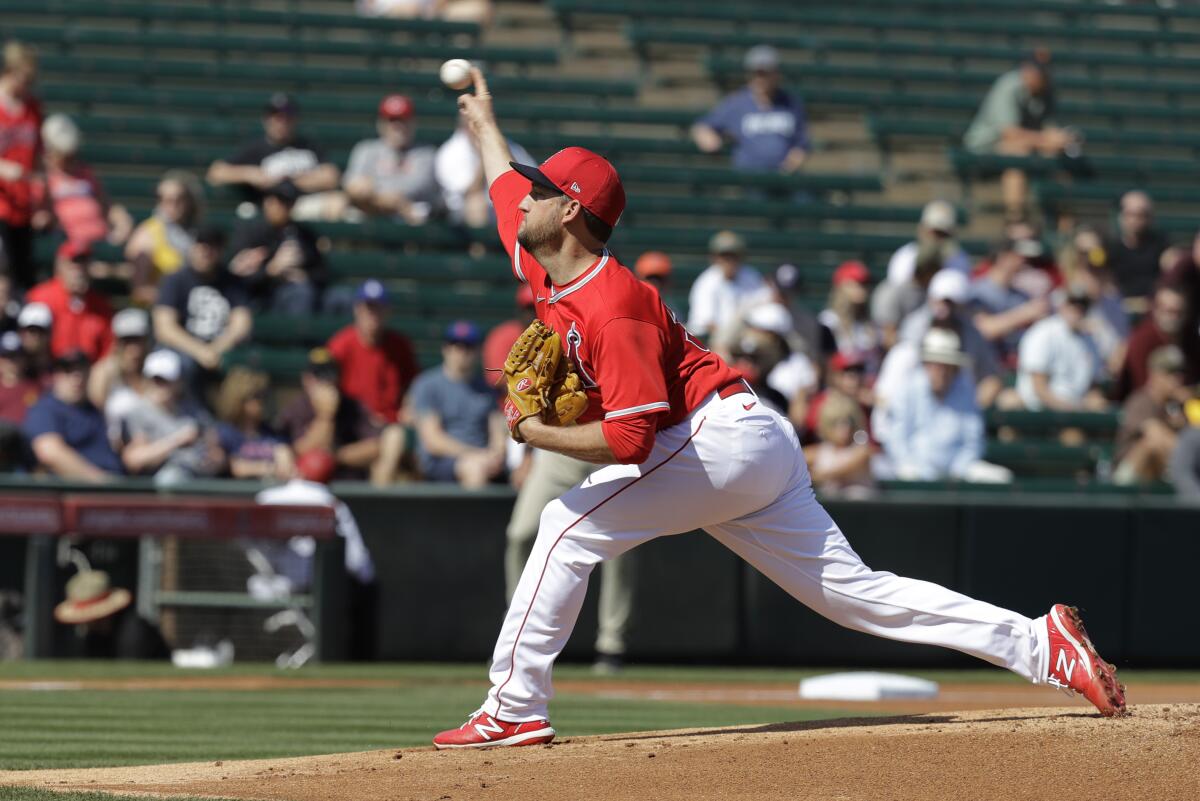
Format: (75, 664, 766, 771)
(120, 349, 224, 485)
(343, 94, 440, 224)
(409, 320, 507, 487)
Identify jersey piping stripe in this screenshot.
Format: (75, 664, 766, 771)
(512, 237, 527, 283)
(603, 401, 671, 420)
(491, 417, 707, 719)
(548, 250, 609, 304)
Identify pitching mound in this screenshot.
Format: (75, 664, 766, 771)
(4, 704, 1198, 801)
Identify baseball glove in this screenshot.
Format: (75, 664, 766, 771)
(502, 320, 589, 441)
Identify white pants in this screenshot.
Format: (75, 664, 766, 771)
(484, 391, 1049, 722)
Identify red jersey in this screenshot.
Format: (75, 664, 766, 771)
(25, 278, 114, 362)
(0, 95, 42, 226)
(491, 171, 741, 438)
(327, 324, 418, 423)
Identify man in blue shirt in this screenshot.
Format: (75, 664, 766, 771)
(409, 320, 507, 487)
(691, 45, 811, 173)
(24, 350, 122, 481)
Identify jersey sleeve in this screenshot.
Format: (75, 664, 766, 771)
(592, 317, 671, 423)
(488, 170, 541, 285)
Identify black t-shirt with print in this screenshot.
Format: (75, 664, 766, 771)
(155, 266, 249, 343)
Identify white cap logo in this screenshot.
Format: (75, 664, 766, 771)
(570, 181, 581, 193)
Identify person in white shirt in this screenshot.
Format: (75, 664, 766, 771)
(885, 200, 972, 286)
(1016, 286, 1107, 411)
(686, 230, 764, 343)
(435, 120, 534, 227)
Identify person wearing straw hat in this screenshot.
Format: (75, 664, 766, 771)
(55, 565, 168, 659)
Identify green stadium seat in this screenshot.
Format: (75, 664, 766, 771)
(616, 164, 880, 194)
(984, 409, 1121, 436)
(983, 440, 1112, 477)
(951, 149, 1200, 185)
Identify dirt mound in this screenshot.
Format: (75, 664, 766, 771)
(4, 704, 1198, 801)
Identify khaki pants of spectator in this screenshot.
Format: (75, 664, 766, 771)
(505, 448, 636, 657)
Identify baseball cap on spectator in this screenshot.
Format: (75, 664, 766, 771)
(307, 347, 340, 381)
(634, 251, 672, 280)
(56, 239, 91, 263)
(143, 349, 182, 382)
(1149, 344, 1185, 374)
(509, 147, 626, 229)
(515, 284, 535, 309)
(709, 230, 746, 256)
(928, 269, 970, 304)
(832, 260, 870, 286)
(194, 224, 227, 249)
(112, 308, 149, 340)
(744, 302, 793, 336)
(378, 94, 414, 121)
(920, 328, 969, 366)
(263, 179, 301, 204)
(356, 279, 389, 306)
(773, 263, 802, 292)
(829, 352, 866, 372)
(0, 331, 20, 356)
(264, 92, 298, 116)
(54, 349, 90, 372)
(18, 302, 52, 330)
(444, 320, 481, 347)
(743, 45, 780, 72)
(920, 200, 957, 235)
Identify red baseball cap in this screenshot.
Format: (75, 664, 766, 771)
(634, 251, 672, 279)
(829, 351, 866, 372)
(56, 239, 92, 263)
(832, 260, 870, 286)
(510, 147, 626, 228)
(378, 94, 414, 121)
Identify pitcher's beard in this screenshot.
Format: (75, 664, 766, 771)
(518, 221, 564, 262)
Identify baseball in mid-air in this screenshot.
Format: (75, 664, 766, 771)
(440, 59, 473, 91)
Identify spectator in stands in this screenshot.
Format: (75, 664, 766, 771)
(1016, 285, 1105, 411)
(687, 230, 764, 345)
(327, 280, 418, 425)
(276, 348, 402, 485)
(1114, 345, 1189, 485)
(879, 328, 1009, 482)
(969, 238, 1053, 366)
(1106, 190, 1169, 304)
(482, 284, 537, 378)
(743, 302, 817, 429)
(153, 225, 253, 391)
(805, 352, 872, 442)
(818, 260, 879, 367)
(1058, 225, 1129, 378)
(0, 273, 18, 334)
(215, 367, 294, 481)
(691, 45, 810, 174)
(1164, 230, 1200, 386)
(1116, 283, 1194, 399)
(24, 350, 122, 481)
(1169, 404, 1200, 499)
(0, 41, 43, 289)
(962, 52, 1078, 220)
(121, 350, 225, 485)
(873, 239, 947, 351)
(0, 331, 33, 469)
(804, 390, 874, 497)
(436, 118, 535, 229)
(634, 251, 672, 298)
(17, 301, 52, 383)
(25, 241, 113, 362)
(764, 262, 831, 361)
(228, 180, 329, 314)
(124, 170, 204, 306)
(899, 270, 1002, 408)
(207, 93, 340, 216)
(409, 321, 506, 487)
(87, 308, 150, 437)
(885, 200, 971, 286)
(344, 95, 440, 225)
(33, 114, 132, 251)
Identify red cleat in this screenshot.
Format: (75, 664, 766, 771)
(433, 710, 556, 750)
(1044, 604, 1127, 717)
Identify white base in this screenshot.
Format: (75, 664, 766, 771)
(798, 671, 939, 702)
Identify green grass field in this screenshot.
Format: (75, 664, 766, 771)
(3, 662, 1197, 801)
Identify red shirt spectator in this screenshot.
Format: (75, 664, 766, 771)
(326, 280, 418, 423)
(37, 162, 107, 246)
(25, 241, 114, 362)
(0, 41, 43, 289)
(481, 285, 536, 377)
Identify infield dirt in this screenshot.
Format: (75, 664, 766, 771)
(3, 703, 1198, 801)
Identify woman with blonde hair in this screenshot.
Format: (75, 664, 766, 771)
(215, 367, 294, 480)
(804, 389, 875, 496)
(124, 170, 205, 305)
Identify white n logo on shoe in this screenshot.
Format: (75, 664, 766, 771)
(473, 716, 505, 741)
(1056, 650, 1077, 682)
